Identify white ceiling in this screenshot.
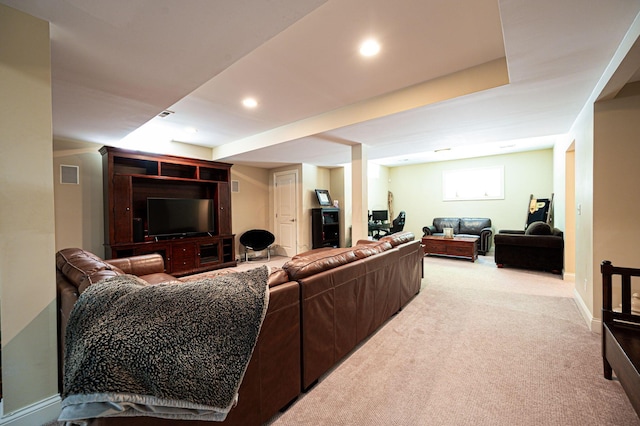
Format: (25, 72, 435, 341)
(4, 0, 640, 168)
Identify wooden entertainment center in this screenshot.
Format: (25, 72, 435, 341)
(101, 146, 236, 276)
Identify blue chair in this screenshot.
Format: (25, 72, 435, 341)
(239, 229, 275, 261)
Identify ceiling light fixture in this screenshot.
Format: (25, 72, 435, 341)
(359, 39, 380, 57)
(242, 97, 258, 108)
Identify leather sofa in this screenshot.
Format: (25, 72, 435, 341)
(283, 232, 423, 390)
(56, 248, 301, 426)
(493, 221, 564, 274)
(422, 217, 493, 254)
(55, 231, 422, 425)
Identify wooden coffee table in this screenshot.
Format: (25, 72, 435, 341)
(421, 235, 479, 262)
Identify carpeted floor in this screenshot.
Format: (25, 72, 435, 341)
(266, 254, 640, 426)
(45, 254, 640, 425)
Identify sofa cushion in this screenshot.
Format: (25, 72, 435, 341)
(433, 218, 460, 233)
(283, 247, 360, 280)
(106, 254, 165, 277)
(525, 221, 552, 235)
(379, 231, 415, 247)
(352, 241, 392, 258)
(139, 272, 178, 285)
(459, 218, 491, 235)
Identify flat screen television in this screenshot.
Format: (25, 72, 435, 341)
(147, 197, 214, 237)
(371, 210, 389, 222)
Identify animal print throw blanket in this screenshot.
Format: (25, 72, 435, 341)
(59, 266, 269, 424)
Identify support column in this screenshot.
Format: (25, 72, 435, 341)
(351, 144, 368, 243)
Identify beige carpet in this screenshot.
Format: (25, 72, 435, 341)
(266, 254, 640, 426)
(44, 255, 639, 425)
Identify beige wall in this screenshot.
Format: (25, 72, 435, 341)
(564, 146, 576, 276)
(0, 4, 58, 416)
(329, 167, 349, 246)
(367, 163, 390, 214)
(388, 150, 554, 242)
(231, 164, 270, 258)
(593, 85, 640, 312)
(53, 145, 105, 256)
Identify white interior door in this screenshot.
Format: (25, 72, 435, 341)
(275, 170, 298, 257)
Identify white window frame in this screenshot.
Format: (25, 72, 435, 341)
(442, 166, 504, 201)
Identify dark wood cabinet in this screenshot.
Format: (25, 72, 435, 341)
(101, 146, 236, 276)
(311, 208, 340, 248)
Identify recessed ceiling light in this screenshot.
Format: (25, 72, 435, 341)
(434, 148, 451, 153)
(359, 39, 380, 57)
(242, 97, 258, 108)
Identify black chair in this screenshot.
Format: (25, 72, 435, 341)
(239, 229, 275, 261)
(375, 211, 406, 239)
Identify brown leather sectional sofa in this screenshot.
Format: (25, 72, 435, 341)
(284, 234, 423, 389)
(55, 231, 422, 425)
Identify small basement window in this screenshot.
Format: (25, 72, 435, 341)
(442, 166, 504, 201)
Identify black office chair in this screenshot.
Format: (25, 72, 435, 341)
(375, 211, 406, 239)
(239, 229, 275, 261)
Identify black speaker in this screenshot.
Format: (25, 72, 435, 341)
(133, 218, 144, 242)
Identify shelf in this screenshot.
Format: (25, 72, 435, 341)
(200, 167, 229, 182)
(102, 146, 236, 275)
(312, 207, 340, 249)
(200, 243, 220, 265)
(161, 162, 197, 179)
(114, 157, 158, 175)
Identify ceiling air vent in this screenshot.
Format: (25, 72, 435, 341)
(158, 110, 174, 118)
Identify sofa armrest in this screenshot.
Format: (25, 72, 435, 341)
(106, 254, 166, 276)
(422, 225, 436, 236)
(480, 227, 493, 240)
(478, 227, 494, 254)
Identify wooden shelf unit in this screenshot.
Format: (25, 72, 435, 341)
(101, 146, 236, 276)
(311, 208, 340, 248)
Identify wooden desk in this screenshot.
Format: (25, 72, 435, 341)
(421, 235, 478, 262)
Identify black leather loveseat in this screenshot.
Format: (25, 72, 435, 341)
(494, 221, 564, 274)
(422, 217, 493, 255)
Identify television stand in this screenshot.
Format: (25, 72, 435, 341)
(111, 235, 235, 277)
(101, 146, 236, 276)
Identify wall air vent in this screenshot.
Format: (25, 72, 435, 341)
(60, 165, 79, 184)
(231, 180, 240, 193)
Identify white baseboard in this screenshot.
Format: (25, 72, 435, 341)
(573, 288, 601, 333)
(0, 394, 60, 426)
